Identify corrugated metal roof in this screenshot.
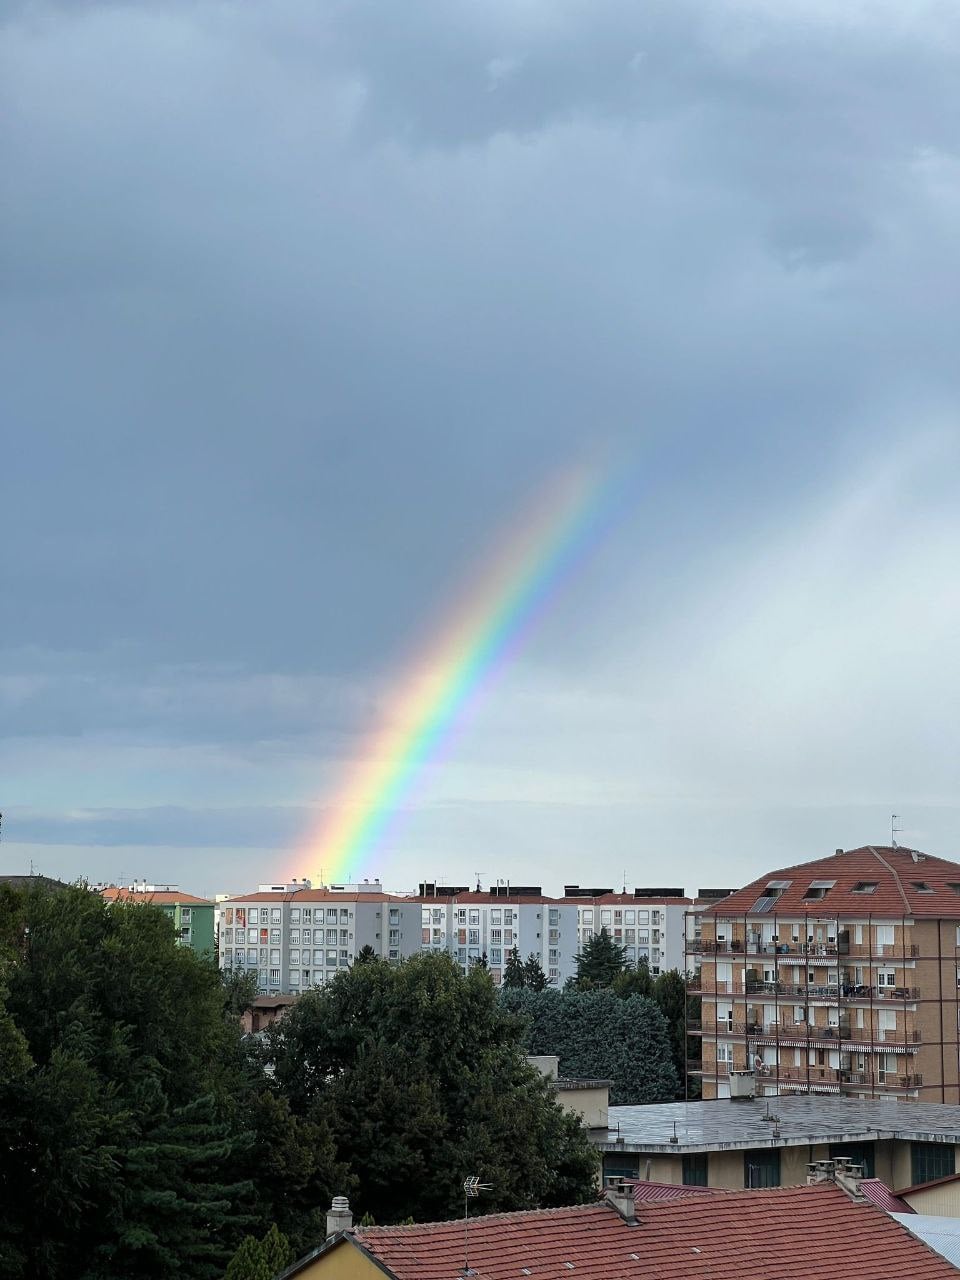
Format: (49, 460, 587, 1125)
(891, 1214, 960, 1269)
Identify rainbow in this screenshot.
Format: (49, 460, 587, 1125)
(294, 462, 615, 884)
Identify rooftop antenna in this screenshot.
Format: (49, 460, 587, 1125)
(462, 1176, 492, 1276)
(622, 868, 627, 894)
(891, 814, 903, 849)
(474, 871, 483, 893)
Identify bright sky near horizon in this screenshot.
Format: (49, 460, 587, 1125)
(2, 0, 959, 899)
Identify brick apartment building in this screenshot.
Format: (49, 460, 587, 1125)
(688, 845, 960, 1101)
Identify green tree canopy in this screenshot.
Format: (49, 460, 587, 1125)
(522, 954, 548, 991)
(503, 946, 525, 988)
(223, 1224, 292, 1280)
(571, 926, 627, 989)
(500, 986, 678, 1105)
(266, 952, 597, 1223)
(611, 955, 654, 999)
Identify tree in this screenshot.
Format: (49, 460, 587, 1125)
(224, 1225, 292, 1280)
(0, 882, 264, 1280)
(522, 954, 547, 991)
(611, 955, 653, 999)
(652, 969, 691, 1099)
(500, 987, 678, 1105)
(471, 951, 489, 970)
(503, 946, 525, 988)
(571, 927, 627, 989)
(266, 952, 597, 1223)
(354, 945, 377, 964)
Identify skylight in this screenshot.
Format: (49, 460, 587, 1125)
(852, 881, 878, 894)
(911, 882, 933, 892)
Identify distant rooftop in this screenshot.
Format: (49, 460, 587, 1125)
(599, 1096, 960, 1154)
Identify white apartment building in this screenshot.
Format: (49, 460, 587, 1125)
(562, 889, 695, 975)
(218, 881, 421, 995)
(417, 888, 579, 987)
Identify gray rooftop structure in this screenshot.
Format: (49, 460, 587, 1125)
(599, 1097, 960, 1154)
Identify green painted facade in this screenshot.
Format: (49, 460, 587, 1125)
(159, 899, 216, 955)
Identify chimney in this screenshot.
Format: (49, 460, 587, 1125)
(326, 1195, 353, 1237)
(805, 1158, 865, 1202)
(605, 1179, 637, 1224)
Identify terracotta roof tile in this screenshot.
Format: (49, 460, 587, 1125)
(706, 845, 960, 919)
(101, 888, 213, 906)
(352, 1185, 957, 1280)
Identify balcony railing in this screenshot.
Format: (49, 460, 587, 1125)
(841, 1071, 923, 1089)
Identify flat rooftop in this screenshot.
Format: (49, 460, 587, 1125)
(598, 1096, 960, 1154)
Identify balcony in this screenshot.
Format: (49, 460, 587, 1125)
(844, 942, 920, 959)
(685, 974, 702, 992)
(840, 985, 920, 1001)
(765, 1065, 841, 1085)
(840, 1071, 923, 1089)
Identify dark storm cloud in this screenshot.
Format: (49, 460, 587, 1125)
(1, 0, 959, 885)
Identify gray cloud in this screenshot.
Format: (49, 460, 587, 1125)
(2, 0, 959, 891)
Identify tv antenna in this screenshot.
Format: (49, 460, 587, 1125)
(462, 1176, 493, 1276)
(474, 870, 484, 893)
(891, 814, 903, 848)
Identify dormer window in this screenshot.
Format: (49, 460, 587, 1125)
(803, 880, 836, 901)
(911, 882, 933, 892)
(852, 882, 878, 894)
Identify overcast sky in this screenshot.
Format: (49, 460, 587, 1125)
(2, 0, 959, 898)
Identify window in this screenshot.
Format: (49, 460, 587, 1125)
(829, 1143, 875, 1178)
(289, 971, 300, 986)
(549, 909, 560, 925)
(911, 1142, 955, 1186)
(744, 1149, 780, 1188)
(289, 930, 300, 944)
(852, 882, 878, 894)
(302, 909, 312, 923)
(582, 909, 593, 924)
(491, 909, 502, 924)
(268, 969, 280, 986)
(249, 908, 259, 924)
(469, 929, 480, 946)
(682, 1155, 708, 1186)
(290, 908, 301, 923)
(270, 949, 280, 964)
(289, 949, 300, 964)
(270, 929, 281, 944)
(601, 910, 612, 926)
(912, 882, 933, 893)
(271, 908, 282, 923)
(181, 908, 192, 922)
(327, 928, 338, 943)
(247, 928, 257, 944)
(224, 908, 234, 925)
(875, 925, 894, 947)
(625, 910, 635, 925)
(469, 910, 480, 926)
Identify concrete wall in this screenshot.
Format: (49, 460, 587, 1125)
(556, 1085, 609, 1130)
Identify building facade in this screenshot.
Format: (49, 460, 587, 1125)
(563, 888, 694, 974)
(219, 883, 421, 995)
(100, 883, 215, 954)
(417, 887, 579, 987)
(688, 846, 960, 1102)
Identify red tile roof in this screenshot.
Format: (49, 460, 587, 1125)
(561, 894, 693, 906)
(342, 1184, 956, 1280)
(706, 845, 960, 919)
(101, 887, 213, 906)
(631, 1181, 736, 1203)
(224, 889, 401, 903)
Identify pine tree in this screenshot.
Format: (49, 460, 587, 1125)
(223, 1225, 291, 1280)
(522, 954, 548, 991)
(503, 946, 525, 988)
(612, 955, 654, 998)
(571, 927, 627, 988)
